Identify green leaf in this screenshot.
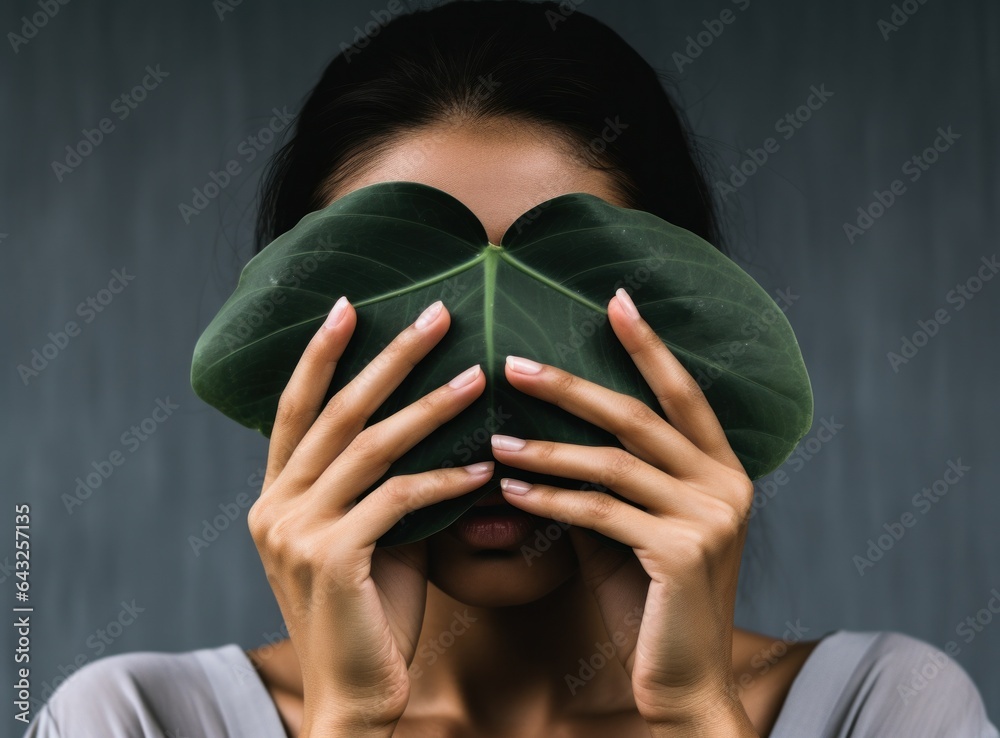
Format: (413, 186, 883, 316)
(191, 181, 813, 546)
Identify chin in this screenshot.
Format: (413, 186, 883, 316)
(424, 494, 579, 607)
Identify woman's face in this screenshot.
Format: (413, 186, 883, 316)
(324, 117, 628, 607)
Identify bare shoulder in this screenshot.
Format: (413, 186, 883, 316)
(731, 626, 824, 737)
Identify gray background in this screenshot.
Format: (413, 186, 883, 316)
(2, 0, 998, 729)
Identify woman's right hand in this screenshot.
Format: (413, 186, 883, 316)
(246, 296, 491, 737)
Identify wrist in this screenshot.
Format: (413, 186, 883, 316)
(300, 711, 399, 738)
(300, 687, 407, 738)
(643, 687, 757, 738)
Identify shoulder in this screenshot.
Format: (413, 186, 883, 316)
(21, 644, 283, 738)
(772, 629, 999, 737)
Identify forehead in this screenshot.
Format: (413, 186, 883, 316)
(324, 118, 627, 244)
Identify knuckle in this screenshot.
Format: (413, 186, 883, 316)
(380, 475, 419, 510)
(599, 448, 636, 487)
(586, 491, 619, 521)
(626, 401, 661, 430)
(317, 391, 348, 424)
(551, 369, 577, 396)
(673, 527, 712, 565)
(273, 396, 301, 428)
(534, 440, 557, 463)
(246, 501, 269, 541)
(415, 392, 440, 417)
(348, 427, 383, 461)
(705, 496, 743, 537)
(731, 472, 755, 511)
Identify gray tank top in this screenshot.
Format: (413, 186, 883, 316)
(20, 630, 999, 737)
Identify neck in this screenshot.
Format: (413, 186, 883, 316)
(407, 571, 637, 729)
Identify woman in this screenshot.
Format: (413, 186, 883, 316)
(24, 2, 998, 736)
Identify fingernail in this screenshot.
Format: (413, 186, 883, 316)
(506, 355, 542, 374)
(501, 478, 533, 495)
(448, 364, 481, 389)
(463, 461, 494, 475)
(491, 434, 526, 451)
(615, 288, 640, 320)
(324, 296, 349, 329)
(414, 300, 443, 330)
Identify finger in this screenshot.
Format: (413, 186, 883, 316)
(307, 362, 486, 514)
(341, 463, 495, 549)
(498, 480, 651, 550)
(503, 354, 703, 479)
(267, 296, 355, 483)
(608, 288, 743, 472)
(489, 436, 700, 517)
(285, 299, 452, 484)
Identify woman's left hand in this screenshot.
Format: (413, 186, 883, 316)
(491, 288, 758, 736)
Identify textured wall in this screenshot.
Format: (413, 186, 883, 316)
(2, 0, 997, 726)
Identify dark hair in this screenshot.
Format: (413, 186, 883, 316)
(253, 0, 724, 256)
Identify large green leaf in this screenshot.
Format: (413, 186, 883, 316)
(191, 181, 813, 546)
